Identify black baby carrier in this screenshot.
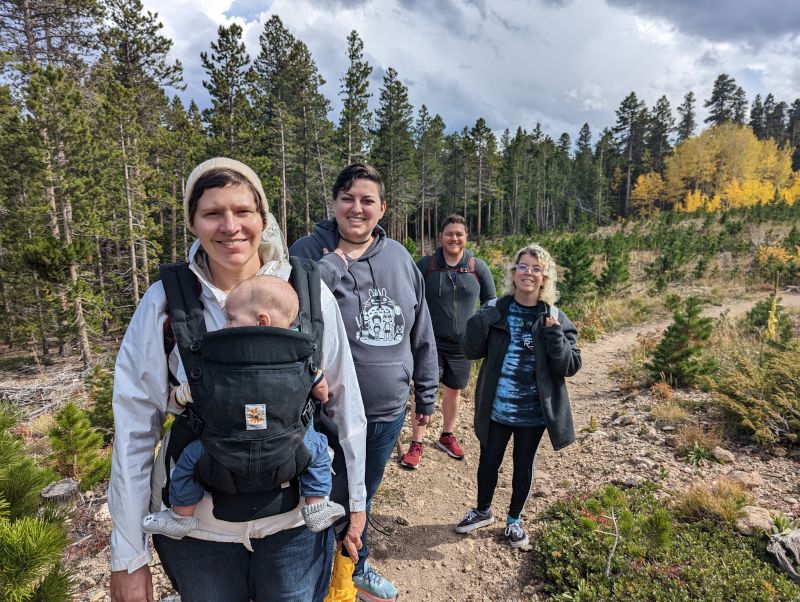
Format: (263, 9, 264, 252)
(159, 256, 333, 522)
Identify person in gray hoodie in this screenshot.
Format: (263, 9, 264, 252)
(290, 163, 438, 602)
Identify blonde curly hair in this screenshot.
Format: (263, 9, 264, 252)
(504, 243, 559, 305)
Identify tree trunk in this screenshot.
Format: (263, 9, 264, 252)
(121, 125, 140, 305)
(278, 107, 288, 236)
(171, 178, 178, 262)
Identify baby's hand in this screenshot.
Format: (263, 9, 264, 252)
(311, 376, 330, 404)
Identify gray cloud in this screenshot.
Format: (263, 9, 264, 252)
(606, 0, 800, 46)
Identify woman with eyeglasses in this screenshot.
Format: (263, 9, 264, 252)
(454, 244, 581, 548)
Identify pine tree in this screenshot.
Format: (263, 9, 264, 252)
(749, 94, 766, 138)
(704, 73, 739, 125)
(646, 95, 674, 174)
(558, 235, 596, 310)
(470, 117, 497, 240)
(764, 93, 788, 143)
(49, 402, 110, 491)
(613, 92, 647, 217)
(371, 66, 416, 240)
(201, 23, 255, 157)
(0, 404, 71, 601)
(414, 105, 446, 254)
(337, 30, 372, 164)
(676, 91, 697, 143)
(646, 296, 717, 386)
(597, 234, 630, 293)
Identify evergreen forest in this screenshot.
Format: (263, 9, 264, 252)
(3, 0, 800, 362)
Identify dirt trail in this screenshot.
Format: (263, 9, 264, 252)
(72, 292, 800, 601)
(364, 292, 800, 602)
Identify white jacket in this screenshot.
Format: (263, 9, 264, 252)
(109, 241, 367, 573)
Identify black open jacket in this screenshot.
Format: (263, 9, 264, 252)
(461, 295, 581, 451)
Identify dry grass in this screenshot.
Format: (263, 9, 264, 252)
(673, 422, 723, 454)
(612, 329, 662, 391)
(673, 478, 751, 525)
(649, 381, 673, 401)
(650, 402, 689, 425)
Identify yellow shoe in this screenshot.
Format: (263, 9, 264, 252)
(324, 545, 358, 602)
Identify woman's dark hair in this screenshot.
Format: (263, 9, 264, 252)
(187, 168, 266, 226)
(332, 163, 386, 204)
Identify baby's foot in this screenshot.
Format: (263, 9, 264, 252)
(302, 498, 346, 532)
(141, 509, 198, 540)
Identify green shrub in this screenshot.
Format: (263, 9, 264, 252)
(87, 363, 115, 443)
(645, 297, 717, 386)
(712, 346, 800, 445)
(743, 295, 794, 349)
(0, 405, 73, 601)
(535, 484, 800, 601)
(49, 403, 110, 491)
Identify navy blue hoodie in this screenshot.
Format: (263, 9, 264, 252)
(290, 219, 438, 423)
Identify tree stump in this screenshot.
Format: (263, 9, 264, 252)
(41, 478, 81, 505)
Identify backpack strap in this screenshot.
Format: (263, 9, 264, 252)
(289, 256, 324, 372)
(425, 253, 438, 277)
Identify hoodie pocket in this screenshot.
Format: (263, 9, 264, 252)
(356, 361, 412, 408)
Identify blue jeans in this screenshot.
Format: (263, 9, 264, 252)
(153, 525, 334, 601)
(169, 428, 332, 506)
(356, 411, 406, 575)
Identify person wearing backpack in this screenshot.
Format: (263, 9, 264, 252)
(408, 215, 495, 466)
(455, 244, 581, 549)
(109, 158, 367, 602)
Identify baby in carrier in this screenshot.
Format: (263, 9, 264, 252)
(142, 274, 345, 539)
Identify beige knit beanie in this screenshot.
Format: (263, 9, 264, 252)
(183, 157, 269, 229)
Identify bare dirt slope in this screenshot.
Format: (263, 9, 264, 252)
(68, 292, 800, 601)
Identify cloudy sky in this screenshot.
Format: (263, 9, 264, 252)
(143, 0, 800, 144)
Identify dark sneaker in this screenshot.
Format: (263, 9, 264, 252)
(436, 433, 465, 460)
(505, 521, 529, 548)
(353, 563, 398, 601)
(400, 441, 424, 469)
(455, 507, 495, 533)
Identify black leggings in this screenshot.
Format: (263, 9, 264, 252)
(477, 420, 546, 520)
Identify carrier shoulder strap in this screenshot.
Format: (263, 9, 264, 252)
(288, 255, 324, 370)
(159, 262, 207, 363)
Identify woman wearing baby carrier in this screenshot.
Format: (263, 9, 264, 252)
(109, 158, 367, 602)
(455, 243, 581, 549)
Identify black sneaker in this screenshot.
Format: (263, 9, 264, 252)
(455, 507, 495, 533)
(505, 521, 529, 548)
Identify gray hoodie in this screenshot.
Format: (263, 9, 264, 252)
(290, 219, 438, 423)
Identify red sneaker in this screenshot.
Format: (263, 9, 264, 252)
(400, 441, 424, 469)
(436, 433, 465, 460)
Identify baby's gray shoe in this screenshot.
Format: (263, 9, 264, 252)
(141, 509, 198, 540)
(302, 498, 346, 532)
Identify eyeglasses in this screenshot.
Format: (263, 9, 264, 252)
(515, 264, 543, 275)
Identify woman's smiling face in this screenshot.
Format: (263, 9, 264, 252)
(191, 184, 264, 279)
(334, 179, 386, 241)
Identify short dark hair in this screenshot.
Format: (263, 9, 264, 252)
(332, 163, 386, 204)
(187, 168, 265, 226)
(441, 214, 468, 233)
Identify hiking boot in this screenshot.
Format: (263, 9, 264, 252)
(141, 509, 198, 540)
(436, 433, 465, 460)
(353, 563, 398, 601)
(454, 507, 495, 533)
(505, 520, 529, 548)
(302, 498, 346, 533)
(400, 441, 423, 469)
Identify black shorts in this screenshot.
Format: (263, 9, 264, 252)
(438, 351, 472, 390)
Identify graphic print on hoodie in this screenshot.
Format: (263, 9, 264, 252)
(357, 288, 404, 345)
(289, 218, 438, 422)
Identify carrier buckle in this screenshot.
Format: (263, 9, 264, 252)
(301, 398, 315, 427)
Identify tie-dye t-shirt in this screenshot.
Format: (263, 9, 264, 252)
(490, 300, 546, 427)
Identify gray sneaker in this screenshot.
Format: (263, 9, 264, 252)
(505, 521, 529, 548)
(455, 507, 495, 533)
(141, 509, 198, 540)
(302, 498, 346, 532)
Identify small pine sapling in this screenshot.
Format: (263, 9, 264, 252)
(49, 403, 110, 491)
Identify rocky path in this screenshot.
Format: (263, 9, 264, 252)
(73, 293, 800, 601)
